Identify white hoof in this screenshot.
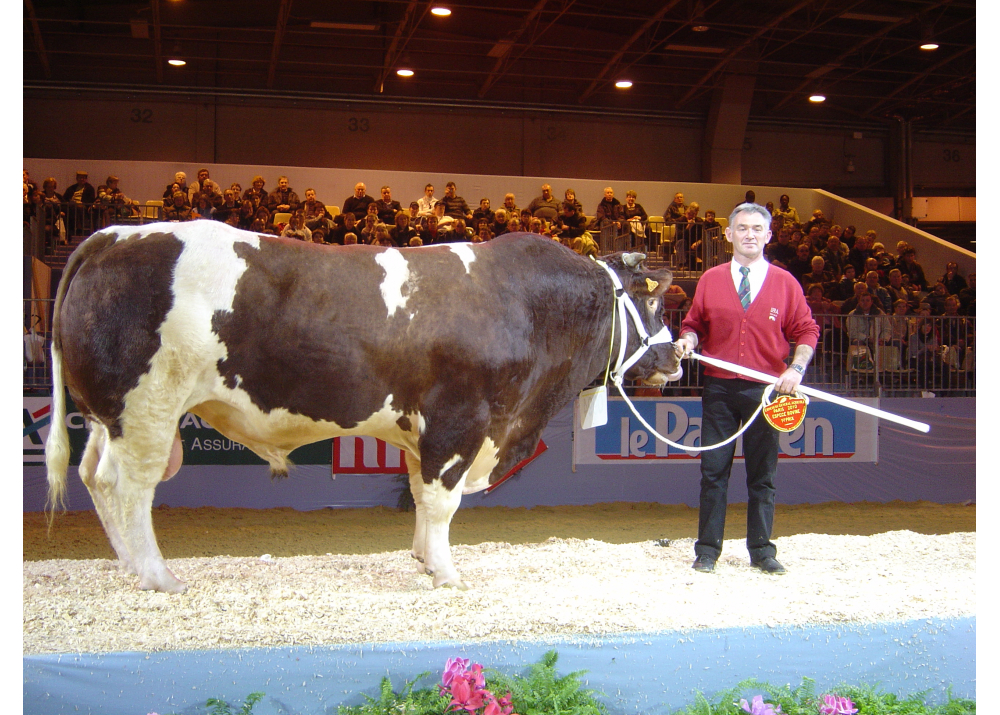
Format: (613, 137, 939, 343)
(433, 573, 469, 590)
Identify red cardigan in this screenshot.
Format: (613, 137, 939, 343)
(681, 263, 820, 380)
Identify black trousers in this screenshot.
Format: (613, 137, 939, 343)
(695, 376, 780, 562)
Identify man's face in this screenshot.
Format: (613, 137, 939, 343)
(944, 298, 959, 315)
(198, 170, 209, 182)
(604, 188, 614, 201)
(345, 213, 355, 225)
(428, 216, 438, 228)
(845, 267, 855, 281)
(445, 185, 456, 198)
(353, 183, 366, 198)
(827, 237, 840, 250)
(175, 172, 186, 184)
(889, 272, 902, 287)
(705, 211, 715, 222)
(726, 210, 771, 264)
(860, 294, 873, 310)
(253, 179, 264, 189)
(541, 185, 552, 200)
(305, 189, 316, 202)
(797, 244, 810, 259)
(382, 187, 392, 200)
(76, 174, 87, 184)
(278, 177, 289, 190)
(674, 193, 684, 205)
(425, 186, 434, 197)
(866, 272, 879, 287)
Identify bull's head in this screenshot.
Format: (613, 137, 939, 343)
(604, 251, 683, 386)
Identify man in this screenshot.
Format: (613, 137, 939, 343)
(846, 289, 890, 347)
(267, 175, 300, 217)
(864, 270, 893, 314)
(302, 188, 331, 237)
(343, 182, 374, 221)
(526, 183, 561, 221)
(328, 211, 358, 246)
(674, 202, 819, 576)
(163, 171, 189, 200)
(62, 170, 97, 238)
(887, 268, 918, 311)
(188, 168, 222, 205)
(765, 228, 796, 268)
(772, 194, 799, 228)
(440, 181, 473, 221)
(664, 192, 687, 221)
(417, 184, 438, 216)
(821, 234, 848, 279)
(374, 185, 402, 224)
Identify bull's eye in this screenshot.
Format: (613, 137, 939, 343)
(646, 297, 658, 312)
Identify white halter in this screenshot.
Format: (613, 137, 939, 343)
(594, 259, 676, 384)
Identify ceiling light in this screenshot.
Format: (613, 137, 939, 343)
(430, 7, 451, 16)
(615, 80, 633, 89)
(919, 41, 939, 51)
(692, 24, 709, 32)
(167, 58, 186, 66)
(919, 21, 938, 50)
(808, 93, 826, 103)
(396, 68, 414, 77)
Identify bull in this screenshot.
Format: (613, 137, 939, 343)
(46, 222, 681, 592)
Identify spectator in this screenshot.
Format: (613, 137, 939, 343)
(370, 222, 394, 247)
(344, 232, 359, 245)
(958, 273, 975, 315)
(519, 208, 533, 229)
(417, 183, 438, 216)
(213, 190, 242, 226)
(471, 197, 494, 228)
(926, 281, 949, 315)
(237, 199, 255, 229)
(476, 223, 493, 243)
(847, 232, 873, 277)
(805, 282, 840, 353)
(846, 289, 891, 350)
(803, 209, 831, 234)
(864, 270, 893, 313)
(407, 202, 421, 228)
(527, 183, 561, 221)
(280, 211, 313, 242)
(571, 234, 599, 258)
(363, 201, 380, 227)
(342, 182, 374, 221)
(389, 210, 416, 247)
(908, 315, 942, 382)
(490, 209, 509, 237)
(191, 193, 215, 220)
(841, 225, 857, 249)
(242, 175, 268, 214)
(840, 278, 868, 315)
(250, 206, 274, 234)
(528, 217, 545, 236)
(939, 294, 969, 366)
(163, 171, 189, 200)
(897, 247, 927, 291)
(419, 214, 446, 244)
(887, 268, 919, 311)
(302, 188, 331, 236)
(358, 213, 378, 244)
(408, 236, 423, 247)
(766, 228, 796, 268)
(506, 217, 522, 234)
(432, 201, 456, 232)
(62, 170, 96, 238)
(564, 188, 584, 214)
(449, 218, 473, 242)
(23, 169, 37, 196)
(800, 256, 834, 293)
(188, 168, 222, 205)
(703, 209, 721, 232)
(502, 192, 519, 218)
(163, 191, 193, 222)
(554, 201, 587, 239)
(831, 264, 859, 302)
(441, 182, 473, 221)
(871, 242, 893, 279)
(675, 203, 703, 269)
(941, 261, 968, 295)
(100, 175, 139, 221)
(821, 235, 848, 279)
(596, 187, 624, 231)
(772, 194, 799, 228)
(267, 176, 300, 217)
(328, 212, 359, 245)
(622, 190, 649, 247)
(375, 185, 402, 224)
(786, 243, 814, 284)
(663, 191, 686, 221)
(229, 183, 243, 200)
(39, 177, 66, 243)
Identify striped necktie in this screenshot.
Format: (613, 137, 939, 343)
(738, 266, 751, 310)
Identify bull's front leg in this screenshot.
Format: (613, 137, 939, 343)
(404, 452, 430, 574)
(419, 476, 468, 590)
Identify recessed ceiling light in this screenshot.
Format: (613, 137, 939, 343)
(167, 58, 186, 66)
(809, 93, 826, 103)
(920, 42, 939, 51)
(396, 68, 414, 77)
(692, 24, 709, 32)
(615, 80, 633, 89)
(430, 7, 451, 16)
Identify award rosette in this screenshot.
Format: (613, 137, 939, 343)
(761, 386, 809, 432)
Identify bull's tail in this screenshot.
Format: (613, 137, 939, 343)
(45, 232, 115, 527)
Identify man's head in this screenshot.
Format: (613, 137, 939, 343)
(480, 197, 490, 209)
(827, 236, 841, 251)
(305, 188, 316, 202)
(944, 296, 960, 315)
(424, 184, 434, 197)
(830, 224, 843, 238)
(865, 257, 878, 273)
(381, 186, 392, 200)
(865, 271, 880, 287)
(853, 282, 867, 298)
(811, 256, 825, 272)
(75, 170, 88, 183)
(859, 291, 874, 311)
(175, 171, 186, 184)
(224, 189, 236, 204)
(725, 203, 772, 265)
(198, 168, 210, 182)
(541, 184, 552, 200)
(889, 269, 903, 287)
(844, 264, 856, 281)
(435, 202, 446, 217)
(278, 176, 289, 190)
(445, 182, 457, 197)
(603, 187, 614, 201)
(807, 284, 824, 300)
(562, 201, 577, 216)
(428, 215, 439, 229)
(933, 281, 947, 295)
(796, 243, 811, 259)
(367, 202, 379, 216)
(779, 193, 790, 207)
(811, 209, 824, 220)
(673, 192, 684, 205)
(409, 201, 419, 215)
(504, 192, 516, 206)
(353, 183, 366, 198)
(494, 208, 507, 223)
(705, 209, 716, 222)
(893, 299, 908, 314)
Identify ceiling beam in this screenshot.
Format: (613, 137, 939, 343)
(577, 0, 684, 103)
(375, 0, 428, 93)
(150, 0, 163, 83)
(477, 0, 576, 99)
(24, 0, 51, 80)
(674, 0, 811, 108)
(266, 0, 293, 89)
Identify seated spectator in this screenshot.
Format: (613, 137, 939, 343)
(821, 235, 848, 279)
(471, 198, 494, 228)
(766, 228, 796, 268)
(805, 283, 841, 352)
(267, 176, 300, 217)
(800, 256, 834, 293)
(502, 193, 519, 218)
(250, 206, 275, 234)
(302, 188, 332, 235)
(63, 170, 97, 238)
(433, 201, 456, 232)
(554, 201, 587, 239)
(519, 208, 533, 228)
(188, 168, 222, 205)
(364, 201, 380, 226)
(840, 225, 857, 249)
(328, 212, 359, 245)
(229, 183, 243, 200)
(99, 175, 139, 220)
(663, 192, 686, 221)
(506, 217, 522, 234)
(527, 184, 561, 221)
(163, 191, 193, 222)
(476, 223, 493, 243)
(238, 200, 255, 230)
(389, 210, 417, 248)
(803, 209, 831, 235)
(871, 242, 893, 278)
(908, 315, 942, 381)
(408, 236, 423, 247)
(958, 273, 975, 315)
(887, 268, 919, 311)
(846, 289, 891, 351)
(897, 247, 927, 292)
(407, 202, 422, 228)
(528, 217, 545, 235)
(847, 232, 873, 277)
(675, 203, 703, 269)
(191, 193, 215, 220)
(358, 213, 378, 244)
(622, 190, 649, 246)
(764, 201, 774, 215)
(242, 175, 268, 214)
(563, 188, 583, 214)
(941, 261, 968, 295)
(702, 209, 721, 232)
(213, 190, 242, 226)
(596, 187, 625, 231)
(786, 243, 814, 284)
(772, 194, 799, 228)
(939, 294, 969, 366)
(375, 185, 402, 224)
(39, 177, 66, 243)
(163, 171, 189, 200)
(490, 208, 509, 237)
(441, 181, 473, 221)
(370, 222, 395, 247)
(926, 281, 949, 315)
(417, 214, 444, 244)
(449, 218, 473, 242)
(864, 270, 893, 313)
(280, 211, 313, 242)
(417, 184, 438, 216)
(343, 182, 374, 221)
(344, 232, 359, 245)
(839, 278, 867, 314)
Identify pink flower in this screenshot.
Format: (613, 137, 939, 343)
(442, 657, 470, 688)
(739, 695, 782, 715)
(819, 694, 858, 714)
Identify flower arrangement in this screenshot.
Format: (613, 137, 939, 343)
(440, 657, 517, 715)
(818, 694, 859, 715)
(738, 694, 782, 715)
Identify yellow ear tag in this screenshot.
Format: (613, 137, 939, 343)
(761, 386, 809, 432)
(645, 278, 659, 293)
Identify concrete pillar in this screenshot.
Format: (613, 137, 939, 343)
(701, 66, 756, 185)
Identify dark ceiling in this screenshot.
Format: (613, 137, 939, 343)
(24, 0, 976, 132)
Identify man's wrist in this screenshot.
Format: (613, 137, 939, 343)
(789, 364, 805, 375)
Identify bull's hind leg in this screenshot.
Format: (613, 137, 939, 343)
(89, 430, 186, 593)
(78, 425, 136, 573)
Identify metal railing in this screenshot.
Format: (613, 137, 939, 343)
(23, 300, 974, 398)
(602, 220, 732, 278)
(24, 201, 166, 262)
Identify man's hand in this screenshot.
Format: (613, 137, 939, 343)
(674, 334, 697, 359)
(774, 367, 804, 395)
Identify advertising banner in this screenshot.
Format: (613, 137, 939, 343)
(573, 396, 879, 466)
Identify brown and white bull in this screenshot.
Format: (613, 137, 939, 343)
(46, 222, 681, 593)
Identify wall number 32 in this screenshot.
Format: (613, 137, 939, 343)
(130, 108, 153, 123)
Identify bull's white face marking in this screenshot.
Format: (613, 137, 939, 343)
(439, 454, 462, 478)
(448, 243, 476, 274)
(375, 249, 412, 319)
(460, 436, 500, 495)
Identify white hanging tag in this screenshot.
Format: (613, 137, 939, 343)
(579, 385, 608, 429)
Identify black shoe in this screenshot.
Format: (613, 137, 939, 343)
(692, 555, 716, 573)
(751, 556, 787, 575)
